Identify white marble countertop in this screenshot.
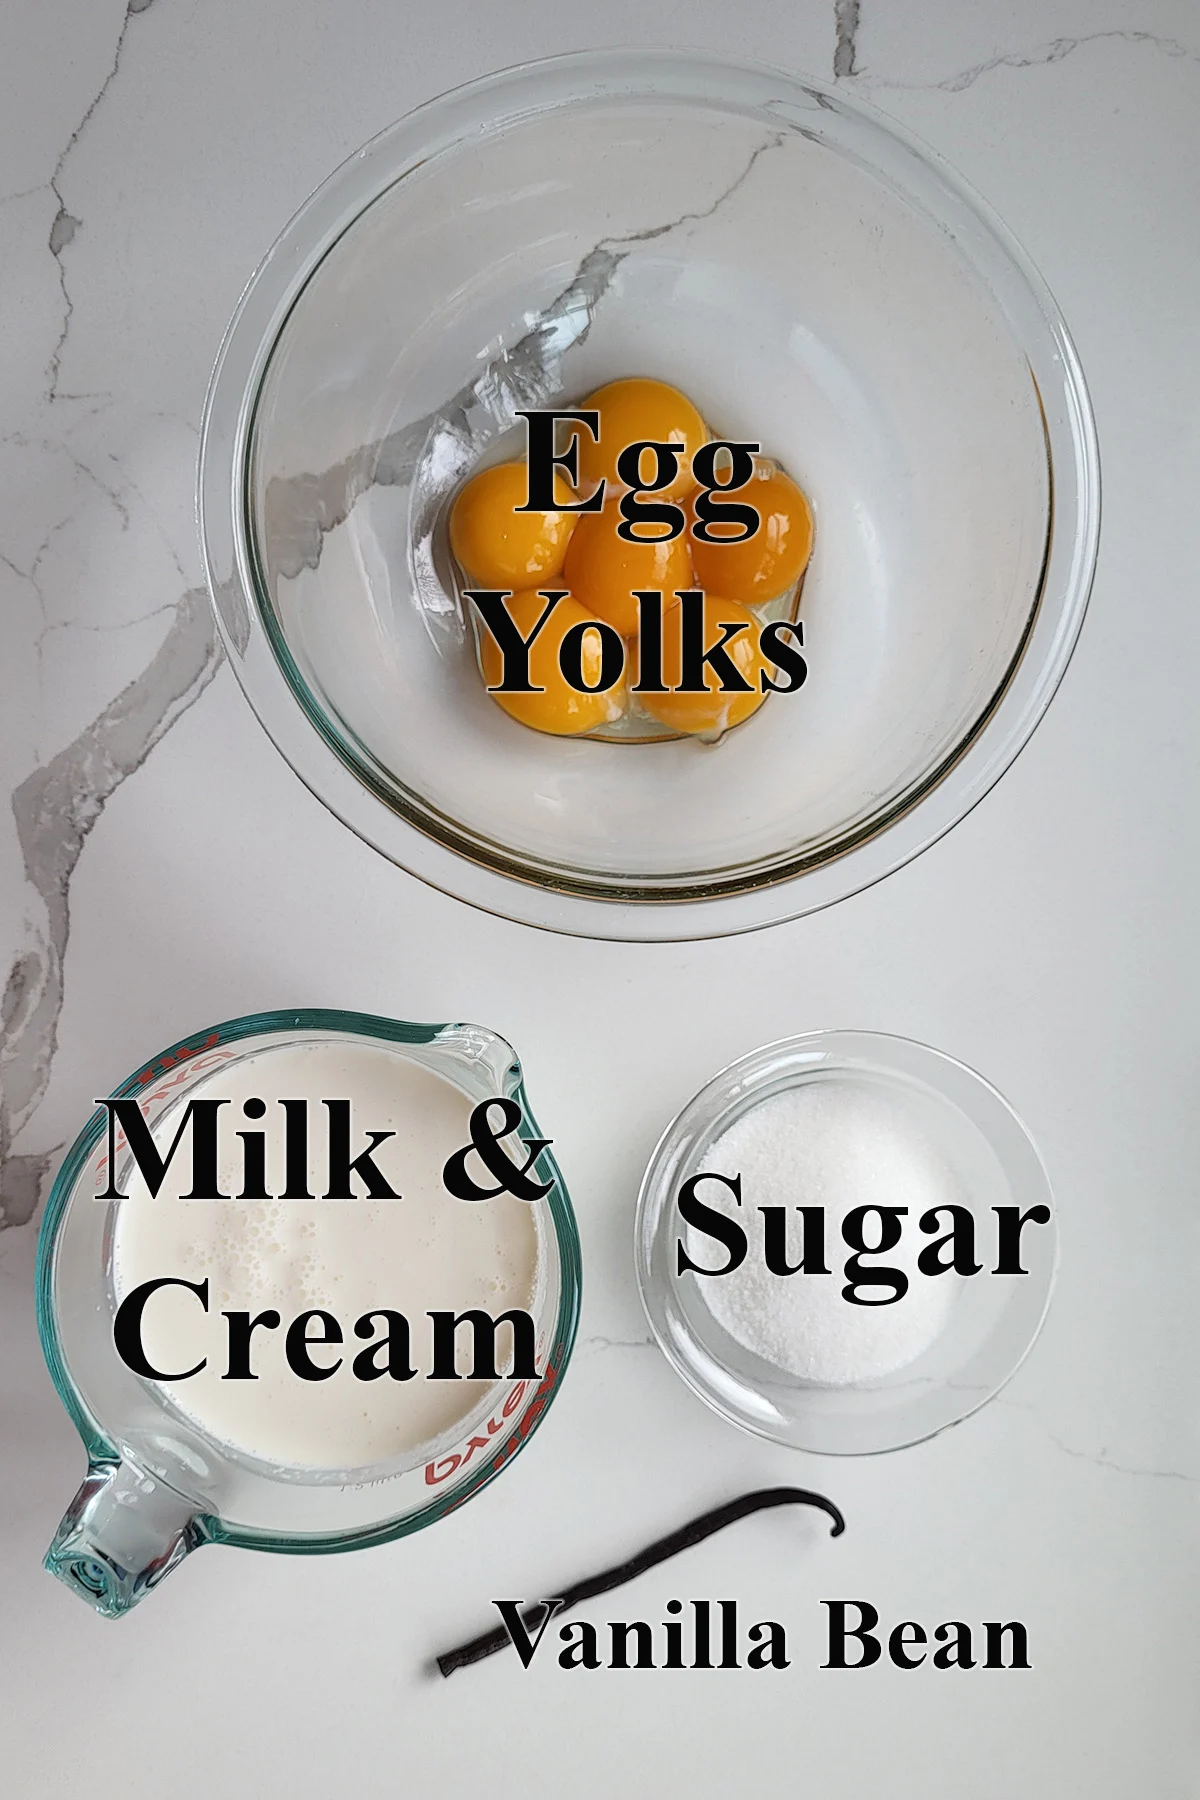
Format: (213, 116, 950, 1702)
(1, 2, 1196, 1794)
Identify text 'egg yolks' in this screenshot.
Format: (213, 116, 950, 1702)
(639, 592, 769, 738)
(564, 500, 694, 639)
(479, 589, 625, 737)
(689, 462, 814, 605)
(576, 378, 708, 502)
(450, 461, 578, 591)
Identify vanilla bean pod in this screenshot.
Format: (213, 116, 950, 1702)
(436, 1485, 845, 1677)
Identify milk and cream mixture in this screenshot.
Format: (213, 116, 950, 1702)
(110, 1042, 540, 1471)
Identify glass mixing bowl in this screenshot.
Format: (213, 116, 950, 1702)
(635, 1032, 1057, 1454)
(199, 50, 1099, 940)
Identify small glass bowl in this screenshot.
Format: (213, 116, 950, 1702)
(635, 1031, 1056, 1455)
(199, 50, 1099, 941)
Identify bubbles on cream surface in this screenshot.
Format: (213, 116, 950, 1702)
(110, 1041, 540, 1472)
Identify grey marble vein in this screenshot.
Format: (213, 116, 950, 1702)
(265, 129, 787, 587)
(833, 0, 861, 79)
(0, 589, 220, 1228)
(1, 114, 793, 1229)
(262, 243, 628, 586)
(48, 209, 80, 257)
(870, 29, 1197, 94)
(47, 0, 157, 398)
(995, 1396, 1196, 1485)
(1043, 1431, 1195, 1485)
(3, 429, 133, 540)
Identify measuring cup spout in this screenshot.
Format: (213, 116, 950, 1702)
(44, 1459, 207, 1617)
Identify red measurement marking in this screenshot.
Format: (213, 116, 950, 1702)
(425, 1360, 560, 1488)
(95, 1040, 233, 1179)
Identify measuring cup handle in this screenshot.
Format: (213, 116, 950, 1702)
(44, 1459, 207, 1617)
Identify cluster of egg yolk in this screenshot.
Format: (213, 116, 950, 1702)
(448, 377, 813, 738)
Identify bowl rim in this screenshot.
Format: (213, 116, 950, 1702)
(633, 1027, 1059, 1455)
(198, 47, 1100, 941)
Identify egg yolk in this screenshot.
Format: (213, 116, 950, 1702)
(450, 462, 578, 590)
(478, 588, 625, 737)
(638, 592, 769, 738)
(576, 378, 708, 502)
(563, 499, 694, 639)
(688, 460, 814, 605)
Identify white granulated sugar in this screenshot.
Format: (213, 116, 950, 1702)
(690, 1080, 958, 1385)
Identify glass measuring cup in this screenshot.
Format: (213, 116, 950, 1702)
(36, 1008, 581, 1617)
